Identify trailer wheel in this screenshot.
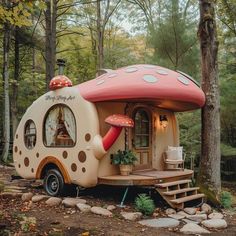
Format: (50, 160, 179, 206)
(43, 169, 65, 196)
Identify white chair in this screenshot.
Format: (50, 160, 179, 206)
(164, 146, 186, 170)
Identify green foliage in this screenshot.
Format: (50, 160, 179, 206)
(221, 143, 236, 157)
(220, 191, 233, 209)
(0, 0, 44, 27)
(135, 194, 155, 216)
(111, 150, 137, 165)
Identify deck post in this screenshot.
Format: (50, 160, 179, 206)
(118, 187, 129, 207)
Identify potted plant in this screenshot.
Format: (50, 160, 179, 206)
(111, 149, 137, 176)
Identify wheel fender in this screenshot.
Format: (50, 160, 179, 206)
(36, 156, 71, 184)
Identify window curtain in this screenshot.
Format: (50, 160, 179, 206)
(63, 107, 76, 143)
(45, 107, 60, 146)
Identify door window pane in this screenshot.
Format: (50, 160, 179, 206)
(134, 110, 150, 148)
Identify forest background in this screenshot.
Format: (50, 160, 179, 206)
(0, 0, 235, 180)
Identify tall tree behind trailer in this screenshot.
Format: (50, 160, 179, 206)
(198, 0, 221, 201)
(2, 22, 11, 163)
(44, 0, 57, 91)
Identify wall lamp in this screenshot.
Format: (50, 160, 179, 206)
(160, 115, 168, 128)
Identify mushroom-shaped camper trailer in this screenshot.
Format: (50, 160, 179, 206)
(13, 64, 205, 202)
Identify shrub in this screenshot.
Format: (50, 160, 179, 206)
(135, 194, 155, 216)
(220, 191, 232, 209)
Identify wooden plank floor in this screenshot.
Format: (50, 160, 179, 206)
(98, 169, 193, 186)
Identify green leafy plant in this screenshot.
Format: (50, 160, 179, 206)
(220, 191, 232, 209)
(135, 194, 155, 216)
(111, 149, 137, 165)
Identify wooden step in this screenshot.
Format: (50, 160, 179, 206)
(163, 187, 199, 196)
(170, 193, 205, 204)
(156, 179, 191, 188)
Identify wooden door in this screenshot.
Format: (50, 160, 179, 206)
(131, 108, 152, 170)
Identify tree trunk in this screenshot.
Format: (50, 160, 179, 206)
(12, 26, 19, 137)
(97, 0, 104, 70)
(2, 23, 11, 163)
(198, 0, 221, 203)
(45, 0, 57, 91)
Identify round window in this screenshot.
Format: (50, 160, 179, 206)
(24, 120, 36, 149)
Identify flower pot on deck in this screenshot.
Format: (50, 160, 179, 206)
(119, 164, 133, 176)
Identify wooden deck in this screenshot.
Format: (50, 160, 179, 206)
(98, 169, 193, 186)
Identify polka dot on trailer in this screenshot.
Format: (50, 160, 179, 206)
(78, 151, 86, 163)
(85, 133, 91, 142)
(71, 163, 77, 172)
(108, 73, 117, 78)
(24, 157, 29, 167)
(125, 67, 138, 73)
(143, 75, 158, 83)
(177, 76, 189, 85)
(156, 69, 168, 75)
(96, 80, 105, 85)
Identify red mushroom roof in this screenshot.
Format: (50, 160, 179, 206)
(105, 114, 134, 127)
(50, 75, 73, 90)
(78, 64, 205, 111)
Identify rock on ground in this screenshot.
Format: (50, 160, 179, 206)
(201, 203, 212, 214)
(168, 214, 185, 220)
(187, 214, 207, 223)
(201, 219, 227, 229)
(90, 207, 112, 217)
(139, 218, 180, 228)
(182, 219, 200, 225)
(76, 203, 91, 213)
(62, 198, 86, 207)
(165, 208, 176, 215)
(46, 197, 62, 206)
(180, 223, 210, 234)
(184, 207, 197, 215)
(177, 211, 190, 217)
(21, 192, 33, 202)
(107, 205, 116, 211)
(32, 195, 49, 203)
(121, 212, 142, 221)
(208, 212, 223, 219)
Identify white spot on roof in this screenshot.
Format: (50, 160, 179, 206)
(96, 80, 105, 85)
(108, 73, 117, 78)
(177, 76, 189, 85)
(156, 69, 168, 75)
(143, 75, 158, 83)
(125, 67, 138, 73)
(144, 65, 156, 69)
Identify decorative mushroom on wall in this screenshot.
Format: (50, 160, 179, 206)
(103, 114, 134, 151)
(49, 75, 73, 90)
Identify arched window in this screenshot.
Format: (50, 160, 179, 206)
(134, 109, 150, 148)
(24, 120, 37, 149)
(44, 105, 76, 147)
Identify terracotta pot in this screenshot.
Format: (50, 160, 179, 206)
(119, 164, 133, 176)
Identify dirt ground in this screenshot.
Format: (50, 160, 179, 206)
(0, 166, 236, 236)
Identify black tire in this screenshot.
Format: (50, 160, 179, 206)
(43, 169, 65, 196)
